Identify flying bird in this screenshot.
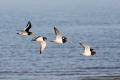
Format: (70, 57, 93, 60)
(51, 27, 69, 44)
(17, 21, 34, 36)
(32, 36, 48, 54)
(80, 43, 97, 56)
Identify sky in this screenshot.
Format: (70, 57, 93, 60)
(0, 0, 120, 25)
(0, 0, 120, 9)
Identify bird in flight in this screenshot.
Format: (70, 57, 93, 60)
(17, 21, 34, 36)
(51, 27, 69, 44)
(32, 36, 48, 54)
(80, 43, 97, 56)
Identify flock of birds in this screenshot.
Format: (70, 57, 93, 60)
(17, 21, 97, 56)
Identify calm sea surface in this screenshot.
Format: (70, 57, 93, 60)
(0, 0, 120, 80)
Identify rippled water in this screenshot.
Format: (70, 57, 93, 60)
(0, 0, 120, 80)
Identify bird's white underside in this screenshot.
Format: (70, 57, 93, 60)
(80, 43, 92, 56)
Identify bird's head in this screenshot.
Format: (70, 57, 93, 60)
(90, 48, 98, 56)
(31, 32, 35, 35)
(62, 36, 69, 43)
(43, 37, 48, 41)
(90, 48, 94, 52)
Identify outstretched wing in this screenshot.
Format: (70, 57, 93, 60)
(32, 36, 41, 41)
(24, 21, 32, 32)
(80, 43, 91, 55)
(40, 41, 46, 54)
(54, 27, 62, 41)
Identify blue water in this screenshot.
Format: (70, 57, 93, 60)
(0, 0, 120, 80)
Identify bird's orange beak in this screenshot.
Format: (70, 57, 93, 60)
(67, 40, 69, 43)
(32, 38, 36, 41)
(32, 32, 35, 34)
(46, 38, 48, 40)
(95, 52, 98, 56)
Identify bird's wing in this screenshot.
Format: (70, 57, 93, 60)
(54, 27, 62, 41)
(32, 36, 42, 41)
(24, 21, 32, 32)
(80, 43, 91, 55)
(40, 41, 46, 54)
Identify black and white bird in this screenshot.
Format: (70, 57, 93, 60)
(32, 36, 48, 54)
(80, 43, 97, 56)
(17, 21, 34, 36)
(51, 27, 69, 44)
